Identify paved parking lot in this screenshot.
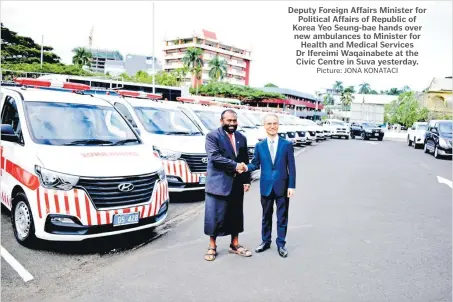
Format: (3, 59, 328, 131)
(1, 138, 451, 302)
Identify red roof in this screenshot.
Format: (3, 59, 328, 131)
(254, 98, 324, 110)
(202, 29, 217, 40)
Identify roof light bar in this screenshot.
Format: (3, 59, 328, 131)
(116, 90, 162, 100)
(13, 77, 91, 91)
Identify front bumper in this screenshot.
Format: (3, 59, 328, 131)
(38, 201, 169, 241)
(438, 146, 452, 156)
(332, 131, 349, 137)
(167, 175, 206, 192)
(413, 136, 424, 145)
(364, 131, 384, 139)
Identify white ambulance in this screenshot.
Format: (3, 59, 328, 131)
(175, 99, 261, 179)
(286, 114, 316, 144)
(239, 108, 291, 142)
(0, 80, 169, 247)
(96, 93, 209, 192)
(276, 112, 305, 145)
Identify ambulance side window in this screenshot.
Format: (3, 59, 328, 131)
(1, 96, 23, 142)
(114, 103, 137, 127)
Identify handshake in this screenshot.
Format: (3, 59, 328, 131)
(235, 162, 248, 174)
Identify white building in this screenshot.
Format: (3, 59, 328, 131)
(325, 93, 399, 124)
(163, 29, 252, 87)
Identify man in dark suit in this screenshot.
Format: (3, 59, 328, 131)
(240, 113, 296, 258)
(204, 109, 252, 261)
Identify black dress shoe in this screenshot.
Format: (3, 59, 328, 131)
(255, 242, 271, 253)
(278, 246, 288, 258)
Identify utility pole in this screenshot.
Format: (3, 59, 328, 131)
(152, 1, 155, 94)
(40, 35, 44, 69)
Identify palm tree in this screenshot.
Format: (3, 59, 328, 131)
(172, 66, 190, 86)
(358, 82, 371, 94)
(402, 85, 411, 92)
(344, 86, 356, 94)
(208, 55, 227, 81)
(192, 65, 203, 94)
(323, 94, 334, 105)
(182, 47, 204, 89)
(333, 81, 343, 94)
(340, 91, 354, 110)
(72, 47, 92, 67)
(388, 88, 401, 95)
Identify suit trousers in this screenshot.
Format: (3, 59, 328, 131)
(260, 189, 289, 248)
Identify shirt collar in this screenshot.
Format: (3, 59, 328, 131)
(268, 135, 278, 143)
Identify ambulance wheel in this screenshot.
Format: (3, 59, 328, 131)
(11, 193, 37, 248)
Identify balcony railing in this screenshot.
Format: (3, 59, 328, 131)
(163, 62, 183, 69)
(228, 68, 246, 77)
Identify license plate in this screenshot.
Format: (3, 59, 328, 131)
(113, 212, 140, 227)
(375, 133, 379, 136)
(199, 176, 206, 184)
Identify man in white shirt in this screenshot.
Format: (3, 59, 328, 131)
(239, 113, 296, 258)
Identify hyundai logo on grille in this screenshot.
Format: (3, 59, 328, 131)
(201, 157, 208, 164)
(118, 182, 134, 192)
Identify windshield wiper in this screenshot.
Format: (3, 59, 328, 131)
(167, 131, 194, 135)
(111, 139, 139, 145)
(64, 139, 114, 146)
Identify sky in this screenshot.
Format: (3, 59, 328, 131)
(1, 1, 452, 95)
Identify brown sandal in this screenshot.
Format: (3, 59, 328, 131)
(204, 246, 217, 261)
(229, 244, 252, 257)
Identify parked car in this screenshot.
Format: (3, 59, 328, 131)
(350, 122, 384, 140)
(299, 118, 325, 141)
(407, 122, 428, 149)
(424, 120, 452, 159)
(287, 115, 315, 145)
(1, 83, 168, 247)
(321, 119, 349, 139)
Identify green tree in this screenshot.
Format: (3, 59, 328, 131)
(182, 47, 204, 89)
(395, 92, 420, 127)
(208, 55, 227, 81)
(344, 86, 356, 94)
(333, 81, 343, 94)
(2, 62, 93, 77)
(384, 91, 430, 126)
(1, 23, 61, 64)
(192, 65, 203, 94)
(323, 94, 335, 105)
(340, 90, 354, 110)
(172, 66, 189, 85)
(358, 82, 371, 94)
(264, 83, 278, 87)
(190, 82, 285, 102)
(72, 47, 92, 67)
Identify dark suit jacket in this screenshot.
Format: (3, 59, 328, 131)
(247, 137, 296, 197)
(205, 127, 250, 196)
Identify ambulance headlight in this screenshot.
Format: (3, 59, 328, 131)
(152, 146, 181, 160)
(35, 166, 79, 191)
(157, 168, 166, 181)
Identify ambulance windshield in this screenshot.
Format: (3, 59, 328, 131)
(25, 101, 140, 146)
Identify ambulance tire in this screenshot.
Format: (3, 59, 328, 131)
(11, 193, 38, 248)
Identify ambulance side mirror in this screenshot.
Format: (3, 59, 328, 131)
(1, 124, 20, 143)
